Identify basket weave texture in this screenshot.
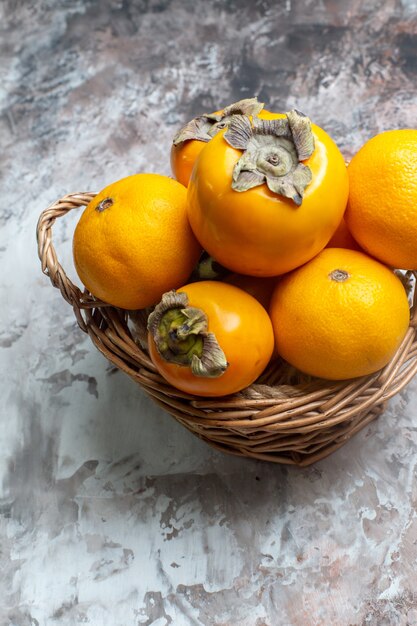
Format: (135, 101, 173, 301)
(36, 193, 417, 466)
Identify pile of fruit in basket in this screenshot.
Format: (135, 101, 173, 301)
(72, 98, 417, 397)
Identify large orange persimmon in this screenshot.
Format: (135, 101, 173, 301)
(187, 110, 349, 276)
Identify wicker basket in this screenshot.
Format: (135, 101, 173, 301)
(36, 192, 417, 466)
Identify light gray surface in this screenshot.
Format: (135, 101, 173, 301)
(2, 1, 417, 624)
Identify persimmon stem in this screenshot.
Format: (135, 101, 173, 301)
(172, 97, 264, 146)
(147, 291, 228, 378)
(224, 110, 315, 205)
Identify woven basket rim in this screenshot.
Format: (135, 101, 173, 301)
(36, 192, 417, 466)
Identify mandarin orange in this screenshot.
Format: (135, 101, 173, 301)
(269, 248, 410, 380)
(346, 129, 417, 268)
(73, 173, 201, 309)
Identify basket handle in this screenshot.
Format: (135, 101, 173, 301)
(36, 192, 109, 331)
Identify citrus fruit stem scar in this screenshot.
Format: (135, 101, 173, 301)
(96, 197, 113, 212)
(147, 291, 228, 378)
(329, 269, 350, 282)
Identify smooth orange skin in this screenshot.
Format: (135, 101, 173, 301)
(148, 281, 275, 397)
(171, 140, 207, 188)
(326, 217, 361, 251)
(223, 273, 278, 310)
(257, 110, 284, 121)
(187, 113, 349, 277)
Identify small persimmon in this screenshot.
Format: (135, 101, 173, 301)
(147, 281, 274, 397)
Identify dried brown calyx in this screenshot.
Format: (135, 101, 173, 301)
(147, 291, 228, 378)
(223, 109, 315, 206)
(172, 97, 264, 146)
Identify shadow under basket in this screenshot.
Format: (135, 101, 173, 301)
(36, 193, 417, 466)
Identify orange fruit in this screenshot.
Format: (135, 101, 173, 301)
(73, 173, 201, 309)
(269, 248, 410, 380)
(223, 273, 277, 310)
(148, 281, 274, 397)
(170, 97, 264, 187)
(345, 129, 417, 269)
(326, 217, 361, 251)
